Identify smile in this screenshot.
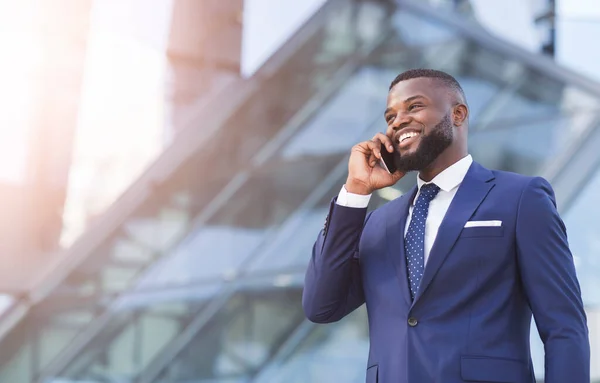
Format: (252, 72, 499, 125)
(399, 132, 418, 143)
(398, 131, 420, 149)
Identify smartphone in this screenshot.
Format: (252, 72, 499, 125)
(379, 142, 399, 174)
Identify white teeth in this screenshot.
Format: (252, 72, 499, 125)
(399, 132, 418, 143)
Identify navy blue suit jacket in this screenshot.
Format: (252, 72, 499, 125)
(303, 162, 590, 383)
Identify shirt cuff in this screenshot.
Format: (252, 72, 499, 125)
(336, 185, 372, 208)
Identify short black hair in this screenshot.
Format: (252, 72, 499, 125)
(389, 69, 466, 102)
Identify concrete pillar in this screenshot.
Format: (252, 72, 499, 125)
(0, 0, 93, 291)
(166, 0, 243, 134)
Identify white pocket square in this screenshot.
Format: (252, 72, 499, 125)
(464, 220, 502, 228)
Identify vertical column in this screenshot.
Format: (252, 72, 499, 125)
(165, 0, 243, 135)
(0, 0, 93, 291)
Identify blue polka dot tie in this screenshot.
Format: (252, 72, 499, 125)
(405, 183, 440, 300)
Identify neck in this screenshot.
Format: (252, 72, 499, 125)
(418, 147, 467, 182)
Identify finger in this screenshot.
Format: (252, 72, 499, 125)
(374, 132, 394, 152)
(354, 142, 376, 163)
(353, 141, 373, 155)
(366, 139, 382, 159)
(369, 152, 379, 167)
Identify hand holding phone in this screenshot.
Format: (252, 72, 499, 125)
(345, 133, 405, 195)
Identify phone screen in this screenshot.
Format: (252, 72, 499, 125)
(379, 142, 399, 174)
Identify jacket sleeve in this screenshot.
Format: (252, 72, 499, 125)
(302, 198, 370, 323)
(515, 176, 590, 383)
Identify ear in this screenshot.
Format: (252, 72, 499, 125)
(452, 103, 468, 126)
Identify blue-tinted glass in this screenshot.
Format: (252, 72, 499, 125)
(256, 308, 368, 383)
(280, 67, 389, 159)
(146, 289, 306, 382)
(133, 227, 266, 288)
(5, 1, 600, 382)
(249, 208, 328, 273)
(469, 114, 578, 175)
(489, 91, 559, 121)
(114, 281, 221, 310)
(392, 11, 457, 46)
(456, 76, 501, 122)
(0, 0, 383, 378)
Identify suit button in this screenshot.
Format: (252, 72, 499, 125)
(408, 317, 418, 327)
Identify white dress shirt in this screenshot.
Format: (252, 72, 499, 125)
(336, 154, 473, 265)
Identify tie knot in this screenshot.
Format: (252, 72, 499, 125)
(419, 183, 440, 203)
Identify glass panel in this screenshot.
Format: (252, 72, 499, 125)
(472, 71, 599, 129)
(421, 0, 475, 18)
(60, 300, 204, 381)
(256, 307, 368, 383)
(21, 151, 348, 381)
(391, 10, 458, 47)
(114, 279, 222, 311)
(468, 112, 595, 176)
(280, 67, 389, 159)
(156, 289, 305, 382)
(33, 138, 352, 380)
(53, 289, 304, 382)
(0, 0, 379, 378)
(133, 227, 267, 289)
(248, 209, 328, 274)
(3, 1, 600, 382)
(455, 76, 501, 122)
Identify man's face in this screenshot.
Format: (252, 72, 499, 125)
(384, 78, 454, 172)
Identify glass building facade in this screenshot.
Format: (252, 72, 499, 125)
(0, 0, 598, 382)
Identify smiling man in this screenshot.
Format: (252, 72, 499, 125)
(302, 69, 590, 383)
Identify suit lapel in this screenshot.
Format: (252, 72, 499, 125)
(386, 185, 417, 306)
(413, 162, 496, 303)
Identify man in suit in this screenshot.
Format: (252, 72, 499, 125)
(302, 69, 590, 382)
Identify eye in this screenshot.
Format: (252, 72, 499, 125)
(385, 115, 395, 123)
(409, 103, 424, 111)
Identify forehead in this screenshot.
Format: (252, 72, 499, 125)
(387, 77, 446, 105)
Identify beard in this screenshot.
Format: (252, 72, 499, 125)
(393, 113, 454, 172)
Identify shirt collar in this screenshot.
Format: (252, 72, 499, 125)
(416, 154, 473, 193)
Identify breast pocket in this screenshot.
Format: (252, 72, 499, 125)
(460, 226, 504, 238)
(366, 364, 378, 383)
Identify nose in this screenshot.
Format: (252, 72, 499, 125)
(389, 112, 412, 132)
